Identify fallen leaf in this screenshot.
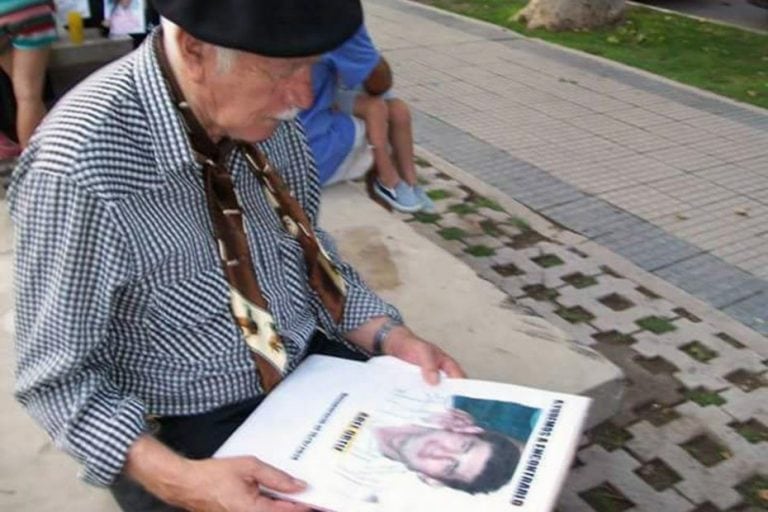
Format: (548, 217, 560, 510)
(675, 212, 690, 220)
(747, 90, 758, 98)
(734, 207, 750, 217)
(606, 35, 620, 44)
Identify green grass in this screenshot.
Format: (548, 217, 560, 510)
(507, 216, 531, 231)
(427, 189, 453, 200)
(448, 203, 479, 215)
(736, 474, 768, 508)
(464, 244, 496, 257)
(415, 0, 768, 110)
(555, 305, 595, 324)
(636, 315, 677, 334)
(472, 196, 504, 212)
(531, 253, 564, 268)
(438, 226, 467, 240)
(479, 219, 504, 237)
(685, 388, 726, 407)
(412, 212, 442, 223)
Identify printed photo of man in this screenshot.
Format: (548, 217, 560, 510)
(373, 408, 522, 494)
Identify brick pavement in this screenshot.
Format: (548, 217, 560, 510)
(378, 153, 768, 511)
(364, 0, 768, 335)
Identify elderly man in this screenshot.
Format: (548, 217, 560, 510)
(8, 1, 464, 511)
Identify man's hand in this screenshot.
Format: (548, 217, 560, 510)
(384, 327, 466, 385)
(179, 457, 311, 512)
(427, 408, 483, 434)
(125, 435, 311, 512)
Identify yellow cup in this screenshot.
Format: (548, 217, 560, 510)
(67, 11, 84, 45)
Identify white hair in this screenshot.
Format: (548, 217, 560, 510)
(160, 17, 239, 75)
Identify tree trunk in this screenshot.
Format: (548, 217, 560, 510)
(515, 0, 626, 31)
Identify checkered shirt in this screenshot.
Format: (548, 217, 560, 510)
(8, 33, 401, 487)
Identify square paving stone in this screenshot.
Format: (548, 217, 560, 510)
(728, 419, 768, 444)
(634, 458, 683, 491)
(680, 434, 731, 467)
(725, 369, 767, 393)
(579, 482, 635, 512)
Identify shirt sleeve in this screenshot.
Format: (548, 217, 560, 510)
(327, 25, 381, 90)
(10, 163, 148, 487)
(313, 227, 403, 337)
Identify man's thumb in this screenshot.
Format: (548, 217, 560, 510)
(245, 459, 307, 493)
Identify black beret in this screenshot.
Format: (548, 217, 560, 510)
(152, 0, 363, 57)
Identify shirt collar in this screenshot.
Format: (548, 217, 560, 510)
(133, 29, 200, 180)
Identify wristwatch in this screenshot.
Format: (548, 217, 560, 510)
(372, 317, 403, 356)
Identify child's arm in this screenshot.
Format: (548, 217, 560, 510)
(363, 57, 393, 96)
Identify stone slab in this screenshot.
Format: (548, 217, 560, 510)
(321, 184, 625, 427)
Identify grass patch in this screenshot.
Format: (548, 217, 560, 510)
(438, 227, 467, 240)
(589, 421, 633, 452)
(448, 203, 479, 215)
(562, 272, 598, 289)
(492, 263, 524, 276)
(680, 341, 718, 363)
(479, 219, 504, 237)
(593, 330, 636, 345)
(414, 156, 432, 168)
(636, 315, 677, 334)
(729, 419, 768, 444)
(412, 212, 442, 224)
(464, 245, 496, 257)
(426, 189, 453, 200)
(681, 434, 731, 467)
(579, 482, 635, 512)
(735, 474, 768, 509)
(414, 0, 768, 109)
(685, 387, 726, 407)
(507, 216, 530, 231)
(531, 253, 564, 268)
(555, 305, 595, 324)
(522, 284, 559, 301)
(472, 196, 504, 212)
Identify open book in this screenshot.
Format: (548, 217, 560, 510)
(215, 355, 591, 512)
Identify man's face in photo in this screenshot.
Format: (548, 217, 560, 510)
(387, 428, 493, 485)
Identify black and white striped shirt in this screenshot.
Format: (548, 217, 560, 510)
(9, 33, 399, 487)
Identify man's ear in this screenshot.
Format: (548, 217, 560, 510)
(176, 30, 208, 83)
(417, 473, 445, 488)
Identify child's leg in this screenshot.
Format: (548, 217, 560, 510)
(386, 98, 417, 186)
(353, 94, 401, 189)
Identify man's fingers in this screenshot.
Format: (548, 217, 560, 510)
(438, 353, 466, 378)
(254, 494, 312, 512)
(244, 459, 307, 493)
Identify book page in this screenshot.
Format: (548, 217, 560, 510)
(215, 356, 590, 512)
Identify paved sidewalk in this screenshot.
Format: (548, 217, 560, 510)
(365, 0, 768, 335)
(392, 149, 767, 511)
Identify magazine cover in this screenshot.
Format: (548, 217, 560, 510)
(216, 355, 591, 512)
(102, 0, 145, 36)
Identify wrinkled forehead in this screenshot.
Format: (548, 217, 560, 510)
(236, 51, 319, 75)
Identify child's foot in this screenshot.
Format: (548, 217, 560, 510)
(412, 185, 436, 213)
(373, 179, 422, 213)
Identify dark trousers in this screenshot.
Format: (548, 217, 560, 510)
(110, 332, 368, 512)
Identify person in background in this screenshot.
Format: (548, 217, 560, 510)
(0, 0, 57, 156)
(300, 25, 434, 213)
